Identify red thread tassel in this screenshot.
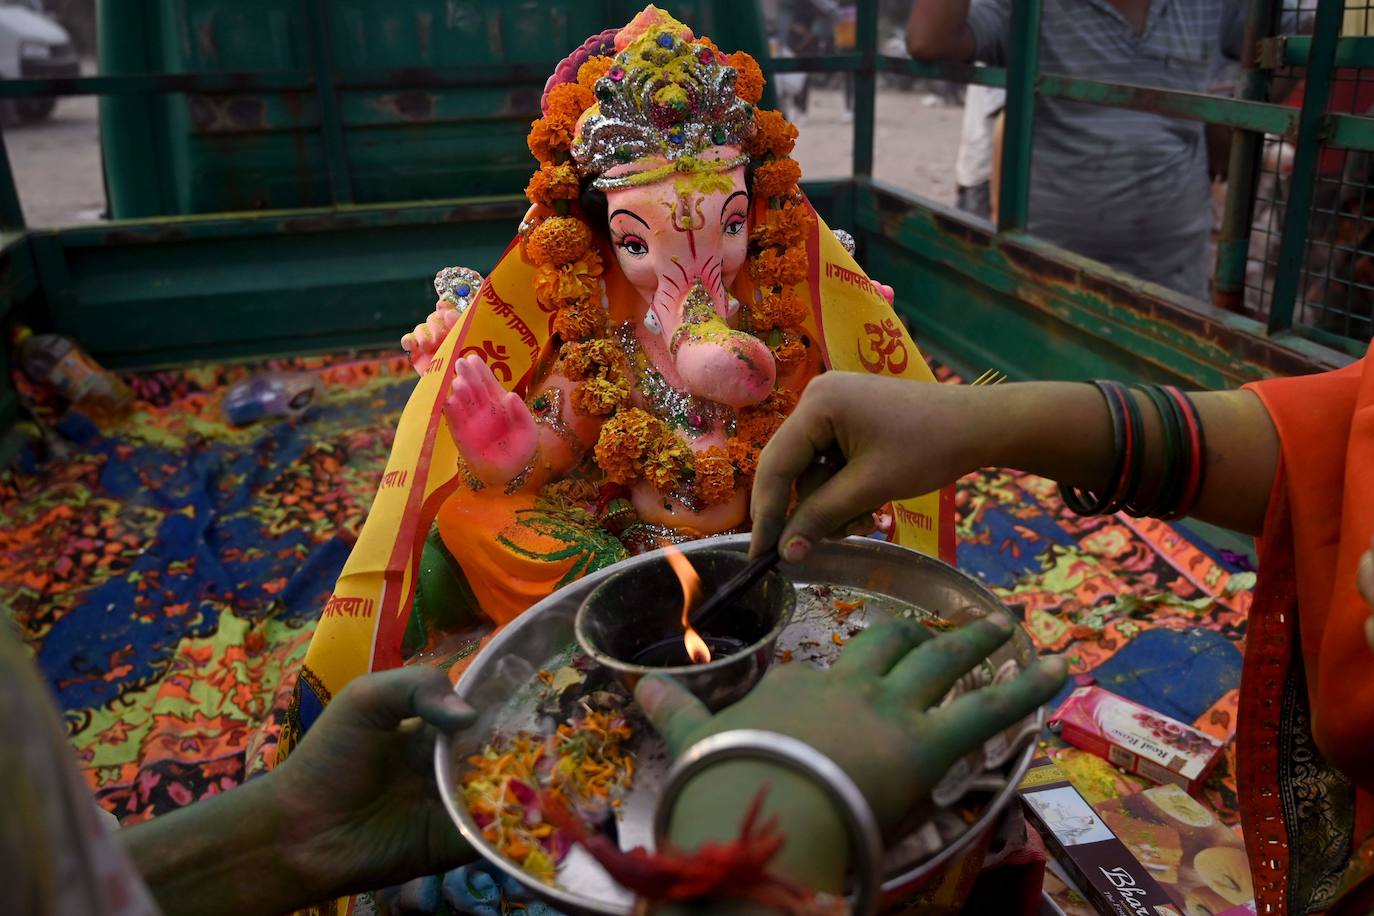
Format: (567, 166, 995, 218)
(541, 788, 845, 914)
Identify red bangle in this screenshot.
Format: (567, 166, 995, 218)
(1163, 386, 1206, 518)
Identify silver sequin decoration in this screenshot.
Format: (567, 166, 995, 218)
(832, 228, 856, 255)
(572, 34, 756, 184)
(434, 266, 484, 315)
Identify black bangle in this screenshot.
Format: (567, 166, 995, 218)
(1099, 381, 1146, 515)
(1129, 384, 1184, 518)
(1059, 381, 1126, 516)
(1170, 389, 1208, 519)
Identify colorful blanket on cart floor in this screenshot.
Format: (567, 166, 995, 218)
(2, 353, 1252, 841)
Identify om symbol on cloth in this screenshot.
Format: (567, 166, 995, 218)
(459, 340, 514, 382)
(857, 318, 909, 374)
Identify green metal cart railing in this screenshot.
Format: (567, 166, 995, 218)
(0, 0, 1364, 454)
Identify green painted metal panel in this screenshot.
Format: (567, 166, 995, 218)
(875, 58, 1007, 88)
(997, 0, 1040, 231)
(1323, 111, 1374, 151)
(852, 0, 878, 177)
(1269, 35, 1374, 69)
(1035, 74, 1299, 138)
(39, 199, 525, 366)
(1212, 0, 1275, 311)
(855, 182, 1347, 388)
(97, 0, 769, 220)
(1268, 0, 1345, 332)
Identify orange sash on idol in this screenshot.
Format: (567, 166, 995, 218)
(1242, 344, 1374, 914)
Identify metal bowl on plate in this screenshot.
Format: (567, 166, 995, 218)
(435, 535, 1044, 914)
(574, 548, 796, 711)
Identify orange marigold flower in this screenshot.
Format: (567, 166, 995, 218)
(527, 216, 592, 267)
(643, 434, 692, 492)
(554, 302, 607, 341)
(726, 437, 761, 477)
(573, 376, 630, 416)
(772, 332, 808, 368)
(534, 250, 605, 310)
(752, 157, 803, 200)
(528, 117, 574, 164)
(745, 108, 799, 160)
(750, 200, 814, 250)
(545, 83, 596, 131)
(525, 162, 580, 208)
(728, 51, 765, 106)
(750, 246, 808, 288)
(750, 288, 806, 332)
(738, 389, 798, 444)
(560, 338, 620, 381)
(577, 56, 614, 93)
(694, 447, 737, 505)
(594, 408, 662, 483)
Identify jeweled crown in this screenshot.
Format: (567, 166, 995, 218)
(571, 8, 755, 190)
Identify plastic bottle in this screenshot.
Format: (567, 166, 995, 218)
(12, 325, 134, 426)
(222, 371, 320, 426)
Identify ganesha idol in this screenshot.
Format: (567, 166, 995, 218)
(279, 6, 951, 760)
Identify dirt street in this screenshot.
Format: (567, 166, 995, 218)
(7, 93, 104, 226)
(2, 86, 963, 228)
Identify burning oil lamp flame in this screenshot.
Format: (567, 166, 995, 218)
(662, 546, 711, 664)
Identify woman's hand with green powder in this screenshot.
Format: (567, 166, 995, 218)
(637, 617, 1067, 897)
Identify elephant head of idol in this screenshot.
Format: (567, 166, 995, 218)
(570, 8, 776, 409)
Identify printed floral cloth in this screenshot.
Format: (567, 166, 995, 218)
(2, 353, 1251, 913)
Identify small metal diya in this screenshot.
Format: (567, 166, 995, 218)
(574, 548, 796, 710)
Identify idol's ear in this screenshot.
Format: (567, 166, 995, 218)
(541, 28, 619, 116)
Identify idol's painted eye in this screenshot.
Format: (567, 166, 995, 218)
(724, 215, 746, 237)
(618, 235, 649, 257)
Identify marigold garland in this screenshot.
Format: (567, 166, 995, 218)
(750, 200, 813, 251)
(526, 162, 581, 208)
(572, 376, 632, 416)
(528, 118, 573, 165)
(534, 251, 604, 312)
(577, 56, 614, 93)
(752, 158, 804, 201)
(560, 339, 620, 381)
(693, 447, 737, 505)
(553, 301, 608, 342)
(749, 247, 808, 288)
(771, 333, 808, 370)
(750, 288, 805, 333)
(745, 109, 799, 160)
(528, 216, 593, 267)
(728, 51, 765, 105)
(546, 83, 597, 131)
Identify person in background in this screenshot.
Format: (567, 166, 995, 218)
(749, 342, 1374, 915)
(954, 83, 1006, 221)
(906, 0, 1280, 300)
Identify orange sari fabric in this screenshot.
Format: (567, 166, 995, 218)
(1243, 345, 1374, 914)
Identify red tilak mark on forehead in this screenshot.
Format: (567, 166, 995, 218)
(686, 228, 697, 259)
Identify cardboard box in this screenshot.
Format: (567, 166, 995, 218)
(1049, 686, 1224, 793)
(1094, 785, 1255, 914)
(1019, 758, 1183, 916)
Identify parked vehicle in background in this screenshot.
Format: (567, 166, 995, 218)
(0, 0, 77, 123)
